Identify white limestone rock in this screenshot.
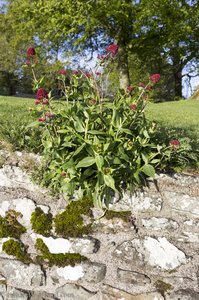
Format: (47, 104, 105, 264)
(0, 259, 44, 287)
(164, 192, 199, 216)
(30, 234, 98, 255)
(142, 217, 178, 231)
(141, 237, 186, 270)
(56, 265, 84, 281)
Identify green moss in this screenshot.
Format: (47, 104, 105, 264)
(31, 207, 53, 236)
(35, 238, 87, 267)
(2, 239, 31, 264)
(54, 196, 93, 238)
(0, 210, 26, 239)
(105, 210, 132, 222)
(155, 280, 173, 296)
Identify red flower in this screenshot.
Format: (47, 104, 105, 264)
(95, 72, 102, 76)
(126, 86, 134, 93)
(38, 117, 45, 122)
(130, 104, 137, 111)
(27, 47, 36, 57)
(42, 99, 49, 105)
(150, 74, 161, 84)
(169, 139, 180, 148)
(146, 85, 153, 91)
(35, 99, 41, 105)
(89, 99, 97, 105)
(59, 69, 67, 75)
(85, 72, 92, 78)
(139, 83, 146, 88)
(97, 54, 109, 61)
(105, 44, 119, 56)
(36, 88, 48, 100)
(72, 70, 79, 75)
(45, 112, 55, 118)
(60, 172, 66, 177)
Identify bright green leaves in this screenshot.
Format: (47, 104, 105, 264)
(142, 164, 156, 178)
(76, 157, 96, 168)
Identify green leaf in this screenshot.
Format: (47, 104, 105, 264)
(95, 153, 104, 171)
(73, 117, 85, 132)
(87, 130, 106, 135)
(103, 174, 117, 192)
(142, 164, 155, 178)
(26, 121, 40, 128)
(72, 143, 86, 156)
(76, 156, 95, 168)
(42, 140, 52, 149)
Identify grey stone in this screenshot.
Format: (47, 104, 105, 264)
(142, 217, 178, 230)
(109, 191, 163, 212)
(0, 259, 44, 287)
(117, 268, 151, 285)
(5, 287, 29, 300)
(0, 166, 42, 192)
(82, 262, 106, 283)
(165, 289, 199, 299)
(114, 237, 186, 270)
(29, 291, 58, 300)
(164, 191, 199, 216)
(30, 234, 99, 255)
(56, 283, 96, 300)
(113, 241, 145, 267)
(177, 232, 199, 243)
(102, 286, 164, 300)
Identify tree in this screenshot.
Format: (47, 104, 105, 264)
(4, 0, 199, 96)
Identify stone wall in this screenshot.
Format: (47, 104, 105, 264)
(0, 151, 199, 299)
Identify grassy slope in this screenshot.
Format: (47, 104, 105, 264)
(0, 95, 199, 140)
(146, 100, 199, 139)
(0, 96, 34, 132)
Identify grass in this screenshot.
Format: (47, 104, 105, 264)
(0, 96, 198, 170)
(0, 96, 41, 152)
(146, 99, 199, 140)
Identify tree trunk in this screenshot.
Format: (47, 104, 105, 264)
(117, 43, 130, 90)
(174, 69, 183, 98)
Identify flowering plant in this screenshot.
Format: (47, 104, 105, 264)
(27, 45, 194, 206)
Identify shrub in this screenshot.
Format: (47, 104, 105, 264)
(27, 45, 193, 206)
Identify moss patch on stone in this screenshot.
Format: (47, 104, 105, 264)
(54, 196, 93, 238)
(35, 238, 87, 267)
(31, 207, 53, 236)
(155, 280, 173, 296)
(0, 210, 26, 239)
(105, 210, 132, 222)
(2, 239, 31, 264)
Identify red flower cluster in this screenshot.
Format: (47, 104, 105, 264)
(72, 70, 79, 75)
(139, 83, 146, 88)
(38, 117, 46, 122)
(169, 139, 180, 148)
(89, 99, 97, 105)
(126, 86, 134, 93)
(97, 54, 109, 61)
(59, 69, 67, 75)
(130, 104, 137, 111)
(35, 88, 49, 105)
(45, 112, 55, 118)
(84, 72, 92, 78)
(105, 44, 119, 56)
(36, 88, 48, 100)
(27, 47, 36, 57)
(150, 74, 161, 84)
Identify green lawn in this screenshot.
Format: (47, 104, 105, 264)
(0, 95, 199, 151)
(0, 96, 34, 127)
(146, 99, 199, 140)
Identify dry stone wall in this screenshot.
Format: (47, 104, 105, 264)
(0, 150, 199, 299)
